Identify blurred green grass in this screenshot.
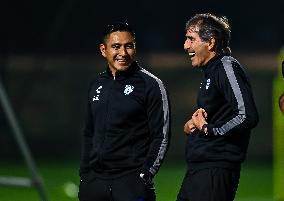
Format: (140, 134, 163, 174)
(0, 160, 272, 201)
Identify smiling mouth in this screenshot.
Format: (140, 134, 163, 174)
(188, 52, 196, 57)
(116, 59, 128, 63)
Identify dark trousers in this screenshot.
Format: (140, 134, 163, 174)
(78, 170, 156, 201)
(176, 167, 240, 201)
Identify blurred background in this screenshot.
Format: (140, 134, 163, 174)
(0, 0, 283, 200)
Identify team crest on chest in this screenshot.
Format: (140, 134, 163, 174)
(124, 85, 134, 95)
(93, 86, 102, 101)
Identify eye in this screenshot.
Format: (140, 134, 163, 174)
(112, 44, 121, 49)
(186, 36, 194, 42)
(125, 43, 134, 49)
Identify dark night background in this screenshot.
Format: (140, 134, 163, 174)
(1, 0, 283, 54)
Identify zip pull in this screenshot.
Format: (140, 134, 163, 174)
(109, 185, 114, 201)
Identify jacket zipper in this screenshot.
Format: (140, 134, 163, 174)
(98, 78, 115, 167)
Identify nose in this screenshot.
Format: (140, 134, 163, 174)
(120, 47, 128, 56)
(184, 40, 190, 50)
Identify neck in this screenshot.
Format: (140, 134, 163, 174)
(204, 52, 217, 65)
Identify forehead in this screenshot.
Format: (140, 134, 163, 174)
(106, 31, 135, 43)
(185, 26, 200, 38)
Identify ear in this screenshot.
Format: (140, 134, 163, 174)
(208, 37, 216, 51)
(100, 44, 106, 57)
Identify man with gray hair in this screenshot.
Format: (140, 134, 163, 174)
(177, 13, 259, 201)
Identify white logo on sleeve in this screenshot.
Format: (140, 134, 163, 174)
(93, 86, 102, 101)
(205, 79, 211, 90)
(124, 85, 134, 95)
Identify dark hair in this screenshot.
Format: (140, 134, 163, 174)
(102, 22, 135, 44)
(185, 13, 231, 55)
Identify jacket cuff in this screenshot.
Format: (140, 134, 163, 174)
(206, 124, 214, 136)
(140, 169, 154, 184)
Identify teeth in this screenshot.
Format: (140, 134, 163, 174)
(188, 52, 195, 56)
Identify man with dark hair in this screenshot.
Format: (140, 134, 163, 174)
(177, 13, 259, 201)
(78, 22, 171, 201)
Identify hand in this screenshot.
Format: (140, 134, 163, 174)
(184, 119, 196, 135)
(192, 108, 208, 130)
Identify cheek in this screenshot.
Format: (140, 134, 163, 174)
(196, 44, 207, 55)
(128, 50, 136, 56)
(107, 51, 117, 58)
(194, 43, 203, 51)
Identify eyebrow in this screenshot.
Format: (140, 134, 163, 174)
(111, 42, 135, 46)
(186, 35, 194, 40)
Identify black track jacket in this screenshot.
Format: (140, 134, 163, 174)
(186, 55, 259, 170)
(80, 61, 171, 179)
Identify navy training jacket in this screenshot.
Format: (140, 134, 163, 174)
(80, 61, 171, 179)
(186, 55, 259, 170)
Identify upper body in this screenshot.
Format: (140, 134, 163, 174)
(186, 54, 258, 169)
(183, 13, 259, 170)
(80, 22, 171, 179)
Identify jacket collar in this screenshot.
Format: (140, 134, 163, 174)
(106, 61, 140, 80)
(201, 54, 223, 76)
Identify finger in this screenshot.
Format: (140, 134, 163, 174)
(193, 109, 200, 116)
(195, 109, 203, 117)
(184, 119, 196, 132)
(197, 108, 204, 114)
(195, 110, 206, 120)
(191, 116, 199, 127)
(191, 114, 196, 122)
(198, 108, 208, 119)
(184, 122, 190, 133)
(190, 127, 196, 132)
(201, 110, 207, 119)
(204, 112, 208, 119)
(184, 124, 196, 135)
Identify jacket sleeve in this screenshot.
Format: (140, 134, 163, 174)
(142, 78, 171, 178)
(79, 85, 94, 176)
(207, 57, 259, 136)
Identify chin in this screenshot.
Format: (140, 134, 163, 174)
(191, 63, 199, 68)
(117, 65, 130, 71)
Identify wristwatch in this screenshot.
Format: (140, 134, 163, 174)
(201, 123, 208, 135)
